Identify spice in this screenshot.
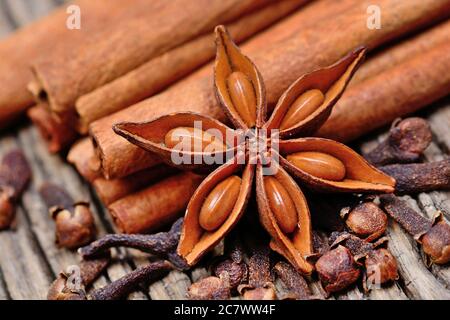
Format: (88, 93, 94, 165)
(39, 183, 96, 249)
(188, 275, 231, 300)
(212, 232, 248, 291)
(273, 261, 314, 300)
(238, 247, 276, 300)
(91, 0, 449, 180)
(74, 0, 307, 133)
(380, 160, 450, 194)
(0, 150, 31, 230)
(342, 201, 388, 241)
(380, 194, 450, 265)
(108, 172, 203, 234)
(364, 118, 432, 166)
(114, 27, 394, 274)
(315, 245, 360, 295)
(79, 218, 188, 270)
(89, 260, 172, 300)
(47, 253, 110, 300)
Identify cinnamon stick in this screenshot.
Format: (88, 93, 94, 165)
(67, 139, 101, 183)
(317, 40, 450, 142)
(350, 19, 450, 86)
(91, 0, 450, 179)
(30, 0, 275, 125)
(74, 0, 309, 133)
(108, 172, 203, 234)
(0, 0, 144, 129)
(27, 104, 78, 153)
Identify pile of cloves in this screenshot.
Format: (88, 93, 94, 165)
(47, 117, 449, 300)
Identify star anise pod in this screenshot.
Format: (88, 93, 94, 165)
(114, 26, 395, 275)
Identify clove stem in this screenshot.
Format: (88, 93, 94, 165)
(89, 260, 172, 300)
(273, 261, 313, 300)
(380, 160, 450, 194)
(364, 118, 432, 166)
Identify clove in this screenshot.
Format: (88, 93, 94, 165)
(364, 118, 432, 166)
(212, 232, 248, 292)
(188, 275, 231, 300)
(315, 245, 360, 295)
(380, 159, 450, 194)
(0, 150, 31, 230)
(89, 260, 172, 300)
(79, 218, 188, 270)
(273, 261, 314, 300)
(48, 253, 110, 300)
(238, 247, 276, 300)
(379, 194, 450, 265)
(341, 201, 388, 242)
(40, 183, 96, 249)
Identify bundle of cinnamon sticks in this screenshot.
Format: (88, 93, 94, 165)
(1, 0, 450, 234)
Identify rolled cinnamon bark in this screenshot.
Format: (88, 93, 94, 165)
(75, 0, 309, 133)
(27, 104, 78, 153)
(350, 19, 450, 86)
(317, 41, 450, 142)
(31, 0, 274, 122)
(67, 138, 101, 183)
(91, 0, 450, 179)
(109, 172, 203, 234)
(93, 165, 179, 206)
(0, 0, 145, 129)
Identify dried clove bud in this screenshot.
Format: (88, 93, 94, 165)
(40, 183, 96, 249)
(212, 232, 248, 291)
(188, 275, 231, 300)
(421, 220, 450, 265)
(343, 202, 388, 241)
(379, 194, 432, 240)
(365, 248, 398, 287)
(238, 247, 276, 300)
(79, 218, 188, 270)
(379, 194, 450, 265)
(315, 245, 361, 294)
(380, 160, 450, 194)
(364, 118, 432, 166)
(48, 253, 110, 300)
(0, 150, 31, 230)
(89, 260, 172, 300)
(273, 261, 314, 300)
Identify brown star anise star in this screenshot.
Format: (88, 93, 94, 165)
(114, 26, 395, 275)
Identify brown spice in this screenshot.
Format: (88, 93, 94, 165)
(343, 202, 388, 241)
(47, 253, 110, 300)
(39, 183, 96, 249)
(365, 248, 399, 288)
(380, 160, 450, 194)
(188, 275, 231, 300)
(79, 218, 188, 270)
(273, 261, 313, 300)
(379, 194, 450, 265)
(0, 150, 31, 230)
(364, 118, 432, 166)
(315, 245, 360, 295)
(88, 260, 172, 300)
(238, 247, 276, 300)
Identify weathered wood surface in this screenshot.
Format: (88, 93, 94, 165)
(0, 0, 449, 300)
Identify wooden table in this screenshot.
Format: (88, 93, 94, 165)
(0, 0, 449, 300)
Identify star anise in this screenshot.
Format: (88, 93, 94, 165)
(114, 26, 395, 274)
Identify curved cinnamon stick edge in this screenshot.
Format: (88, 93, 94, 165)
(364, 117, 432, 166)
(47, 253, 111, 300)
(89, 260, 172, 300)
(0, 149, 31, 230)
(379, 194, 450, 265)
(78, 218, 189, 270)
(379, 160, 450, 194)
